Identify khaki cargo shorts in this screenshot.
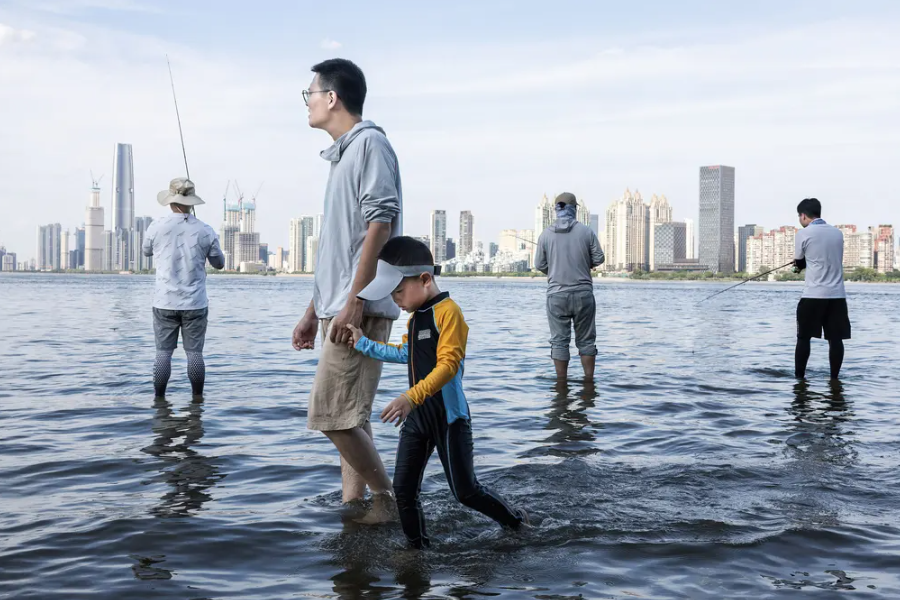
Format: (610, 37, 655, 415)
(307, 316, 394, 431)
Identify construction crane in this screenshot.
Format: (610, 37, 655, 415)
(251, 182, 264, 205)
(233, 181, 244, 211)
(222, 180, 230, 221)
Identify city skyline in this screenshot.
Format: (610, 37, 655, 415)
(1, 2, 898, 259)
(11, 179, 899, 275)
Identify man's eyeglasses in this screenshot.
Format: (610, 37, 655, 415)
(302, 89, 332, 106)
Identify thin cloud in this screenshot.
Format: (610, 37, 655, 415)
(0, 23, 36, 45)
(320, 38, 341, 50)
(11, 0, 161, 15)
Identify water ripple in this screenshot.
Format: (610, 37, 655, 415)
(1, 274, 899, 599)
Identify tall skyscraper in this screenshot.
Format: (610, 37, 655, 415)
(233, 197, 260, 268)
(133, 216, 154, 271)
(74, 227, 85, 269)
(459, 211, 474, 258)
(836, 225, 875, 270)
(576, 200, 591, 227)
(535, 194, 554, 236)
(304, 236, 319, 273)
(430, 210, 447, 264)
(489, 242, 499, 259)
(746, 226, 797, 274)
(289, 216, 316, 273)
(60, 230, 70, 270)
(590, 214, 600, 237)
(604, 189, 648, 272)
(235, 232, 261, 267)
(684, 218, 696, 259)
(111, 143, 134, 270)
(445, 238, 456, 261)
(698, 165, 736, 273)
(2, 253, 16, 272)
(289, 218, 303, 272)
(314, 214, 324, 238)
(37, 223, 61, 271)
(647, 194, 673, 271)
(654, 222, 687, 267)
(221, 199, 241, 270)
(112, 143, 135, 233)
(872, 225, 895, 273)
(259, 243, 269, 264)
(736, 224, 764, 273)
(102, 229, 116, 271)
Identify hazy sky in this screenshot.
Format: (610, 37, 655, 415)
(1, 0, 898, 261)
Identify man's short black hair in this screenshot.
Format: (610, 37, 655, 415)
(797, 198, 822, 219)
(379, 236, 434, 267)
(311, 58, 367, 116)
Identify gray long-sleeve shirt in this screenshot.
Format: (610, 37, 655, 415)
(313, 120, 403, 320)
(535, 221, 605, 295)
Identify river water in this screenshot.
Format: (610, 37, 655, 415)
(1, 274, 898, 599)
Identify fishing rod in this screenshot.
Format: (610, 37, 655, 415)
(512, 234, 538, 247)
(166, 55, 194, 216)
(697, 261, 794, 304)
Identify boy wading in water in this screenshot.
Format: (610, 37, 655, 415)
(346, 236, 528, 548)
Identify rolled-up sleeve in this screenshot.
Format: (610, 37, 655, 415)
(142, 226, 154, 257)
(207, 233, 225, 270)
(358, 140, 401, 223)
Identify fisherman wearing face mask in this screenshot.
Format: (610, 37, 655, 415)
(534, 193, 605, 381)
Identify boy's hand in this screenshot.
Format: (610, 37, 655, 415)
(381, 394, 414, 426)
(346, 324, 364, 349)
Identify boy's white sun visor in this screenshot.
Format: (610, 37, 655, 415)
(357, 260, 442, 301)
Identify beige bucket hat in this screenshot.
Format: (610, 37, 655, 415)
(157, 177, 205, 206)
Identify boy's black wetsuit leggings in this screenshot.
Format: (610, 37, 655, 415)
(393, 396, 525, 548)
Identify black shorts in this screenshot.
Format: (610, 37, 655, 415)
(797, 298, 851, 340)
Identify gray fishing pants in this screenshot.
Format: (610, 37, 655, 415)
(546, 289, 597, 361)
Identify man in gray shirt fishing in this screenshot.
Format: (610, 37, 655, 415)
(142, 178, 225, 397)
(793, 197, 850, 380)
(535, 192, 605, 381)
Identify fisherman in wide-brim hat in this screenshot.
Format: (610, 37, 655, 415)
(143, 177, 225, 398)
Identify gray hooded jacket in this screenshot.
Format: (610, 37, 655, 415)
(535, 219, 605, 295)
(313, 121, 403, 320)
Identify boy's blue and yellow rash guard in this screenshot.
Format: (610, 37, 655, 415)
(355, 291, 470, 423)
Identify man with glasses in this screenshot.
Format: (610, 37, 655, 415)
(292, 58, 403, 523)
(534, 193, 605, 381)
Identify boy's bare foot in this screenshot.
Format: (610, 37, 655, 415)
(355, 491, 398, 525)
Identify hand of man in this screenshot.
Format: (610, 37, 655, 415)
(381, 394, 414, 427)
(330, 297, 364, 345)
(346, 324, 364, 349)
(292, 314, 318, 350)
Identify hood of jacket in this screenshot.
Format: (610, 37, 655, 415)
(320, 120, 386, 162)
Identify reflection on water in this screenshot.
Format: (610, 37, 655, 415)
(543, 380, 599, 455)
(141, 397, 224, 518)
(786, 380, 854, 465)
